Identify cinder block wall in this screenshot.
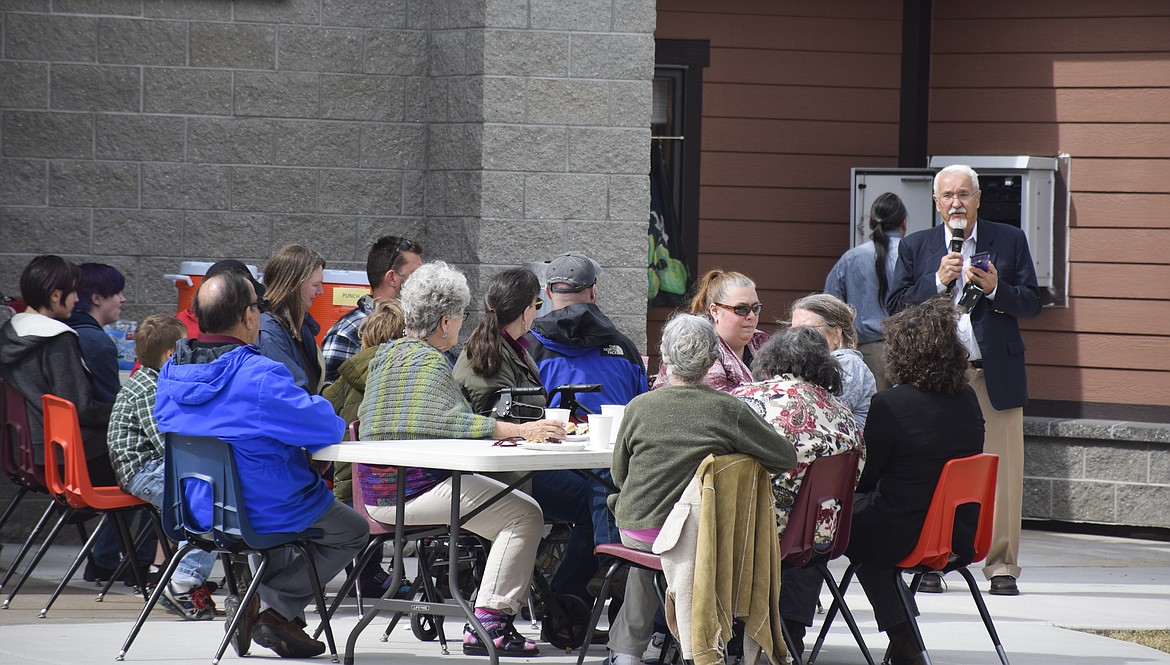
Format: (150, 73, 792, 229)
(1024, 419, 1170, 529)
(0, 0, 655, 541)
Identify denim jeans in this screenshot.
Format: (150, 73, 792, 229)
(530, 469, 621, 599)
(125, 457, 217, 591)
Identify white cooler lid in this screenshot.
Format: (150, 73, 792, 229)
(322, 269, 370, 286)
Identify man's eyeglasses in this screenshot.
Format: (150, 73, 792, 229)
(713, 302, 763, 317)
(532, 297, 545, 310)
(937, 191, 976, 203)
(248, 298, 270, 313)
(388, 237, 421, 271)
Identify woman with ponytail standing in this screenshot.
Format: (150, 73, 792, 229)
(824, 192, 908, 390)
(654, 269, 768, 392)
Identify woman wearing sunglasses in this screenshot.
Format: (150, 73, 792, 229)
(653, 269, 768, 393)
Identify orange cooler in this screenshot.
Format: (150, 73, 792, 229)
(165, 261, 264, 313)
(309, 269, 370, 345)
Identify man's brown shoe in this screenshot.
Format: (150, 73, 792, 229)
(989, 575, 1020, 596)
(253, 609, 327, 658)
(223, 593, 259, 657)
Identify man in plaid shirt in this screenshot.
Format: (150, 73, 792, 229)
(107, 314, 220, 620)
(321, 235, 422, 384)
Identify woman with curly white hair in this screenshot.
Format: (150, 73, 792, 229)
(355, 261, 565, 657)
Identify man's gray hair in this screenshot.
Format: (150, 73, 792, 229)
(399, 261, 470, 337)
(660, 313, 719, 384)
(933, 164, 980, 196)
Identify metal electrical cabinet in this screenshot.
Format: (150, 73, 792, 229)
(850, 156, 1061, 293)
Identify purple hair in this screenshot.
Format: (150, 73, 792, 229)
(75, 263, 126, 311)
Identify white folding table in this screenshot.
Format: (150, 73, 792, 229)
(313, 439, 613, 665)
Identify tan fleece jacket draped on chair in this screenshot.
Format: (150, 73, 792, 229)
(655, 453, 788, 665)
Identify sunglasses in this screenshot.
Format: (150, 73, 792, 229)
(248, 297, 270, 313)
(492, 437, 523, 447)
(532, 297, 545, 310)
(388, 237, 420, 271)
(713, 302, 763, 317)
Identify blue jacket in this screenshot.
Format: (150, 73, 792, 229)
(524, 304, 648, 412)
(66, 310, 121, 403)
(154, 339, 344, 534)
(258, 311, 322, 394)
(887, 219, 1041, 410)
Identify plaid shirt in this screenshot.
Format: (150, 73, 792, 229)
(322, 294, 376, 384)
(106, 366, 164, 490)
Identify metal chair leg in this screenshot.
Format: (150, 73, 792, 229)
(955, 567, 1011, 665)
(808, 562, 858, 663)
(577, 558, 624, 665)
(0, 486, 29, 533)
(116, 541, 199, 660)
(38, 512, 110, 616)
(0, 500, 59, 592)
(214, 554, 270, 665)
(296, 542, 339, 663)
(813, 562, 875, 665)
(2, 505, 72, 608)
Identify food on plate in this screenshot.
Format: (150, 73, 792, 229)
(564, 422, 589, 435)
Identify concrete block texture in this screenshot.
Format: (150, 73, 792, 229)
(608, 175, 651, 221)
(429, 124, 483, 171)
(275, 121, 361, 167)
(569, 127, 650, 174)
(361, 123, 427, 169)
(1116, 484, 1170, 528)
(0, 159, 46, 205)
(55, 0, 141, 15)
(96, 115, 185, 162)
(596, 267, 649, 320)
(1049, 480, 1116, 523)
(479, 171, 524, 219)
(483, 0, 527, 29)
(481, 125, 566, 172)
(481, 77, 526, 123)
(187, 118, 276, 165)
(4, 14, 97, 62)
(614, 0, 658, 34)
(1022, 477, 1052, 520)
(144, 68, 233, 115)
(0, 62, 49, 109)
(468, 218, 565, 265)
(448, 77, 486, 123)
(183, 211, 274, 260)
(3, 111, 93, 159)
(144, 1, 231, 20)
(524, 173, 608, 220)
(142, 163, 229, 210)
(402, 171, 426, 215)
(93, 209, 183, 256)
(0, 207, 91, 255)
(1023, 440, 1085, 479)
(366, 30, 428, 76)
(49, 160, 139, 208)
(531, 0, 613, 31)
(321, 75, 405, 122)
(231, 166, 316, 213)
(483, 30, 569, 77)
(431, 29, 486, 78)
(568, 221, 645, 267)
(318, 169, 403, 215)
(610, 80, 653, 127)
(527, 79, 609, 126)
(50, 64, 141, 113)
(234, 0, 322, 26)
(272, 214, 358, 261)
(190, 22, 276, 69)
(570, 33, 655, 80)
(137, 256, 182, 305)
(357, 216, 427, 255)
(404, 77, 428, 122)
(1083, 445, 1152, 483)
(323, 0, 408, 29)
(235, 72, 320, 118)
(279, 27, 364, 74)
(98, 18, 187, 66)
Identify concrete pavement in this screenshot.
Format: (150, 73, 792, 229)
(1, 529, 1168, 664)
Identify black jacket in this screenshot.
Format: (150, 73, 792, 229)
(0, 313, 112, 463)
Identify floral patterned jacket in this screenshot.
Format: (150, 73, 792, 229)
(732, 375, 864, 544)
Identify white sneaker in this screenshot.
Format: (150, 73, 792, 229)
(606, 651, 641, 665)
(641, 632, 666, 663)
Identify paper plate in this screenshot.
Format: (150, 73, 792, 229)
(564, 434, 590, 443)
(519, 441, 587, 452)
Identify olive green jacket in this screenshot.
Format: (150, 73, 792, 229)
(452, 337, 546, 419)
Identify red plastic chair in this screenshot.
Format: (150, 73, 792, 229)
(576, 543, 675, 665)
(779, 450, 874, 665)
(33, 395, 162, 614)
(0, 382, 91, 602)
(813, 453, 1009, 665)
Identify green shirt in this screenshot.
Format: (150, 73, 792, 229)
(609, 383, 797, 531)
(106, 366, 163, 490)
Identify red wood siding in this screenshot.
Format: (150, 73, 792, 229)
(652, 0, 903, 367)
(931, 0, 1170, 408)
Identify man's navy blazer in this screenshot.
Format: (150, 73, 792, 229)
(887, 219, 1041, 411)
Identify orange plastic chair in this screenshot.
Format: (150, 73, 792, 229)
(779, 450, 874, 665)
(812, 453, 1009, 665)
(37, 395, 161, 612)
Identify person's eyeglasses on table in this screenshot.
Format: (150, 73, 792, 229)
(712, 302, 763, 317)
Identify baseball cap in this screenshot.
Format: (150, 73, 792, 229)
(206, 259, 265, 298)
(545, 252, 600, 293)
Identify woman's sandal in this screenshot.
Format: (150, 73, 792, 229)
(462, 616, 540, 657)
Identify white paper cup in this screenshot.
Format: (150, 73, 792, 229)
(544, 408, 571, 426)
(586, 414, 615, 449)
(599, 405, 625, 443)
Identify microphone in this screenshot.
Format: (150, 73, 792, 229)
(947, 222, 966, 291)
